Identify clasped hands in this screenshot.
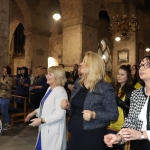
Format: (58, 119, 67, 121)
(104, 128, 142, 147)
(60, 100, 96, 121)
(25, 111, 41, 127)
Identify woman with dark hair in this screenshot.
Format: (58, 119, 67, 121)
(107, 65, 135, 150)
(0, 66, 14, 130)
(104, 55, 150, 150)
(15, 67, 30, 103)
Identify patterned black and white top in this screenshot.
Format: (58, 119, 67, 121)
(122, 87, 148, 131)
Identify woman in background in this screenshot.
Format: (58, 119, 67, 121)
(0, 66, 14, 130)
(15, 67, 30, 98)
(25, 66, 68, 150)
(61, 51, 118, 150)
(107, 65, 135, 150)
(131, 64, 143, 89)
(30, 66, 48, 110)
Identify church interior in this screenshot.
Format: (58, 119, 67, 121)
(0, 0, 150, 149)
(1, 0, 150, 77)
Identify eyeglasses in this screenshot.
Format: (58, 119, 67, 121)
(137, 62, 150, 69)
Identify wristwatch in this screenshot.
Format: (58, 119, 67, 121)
(140, 131, 145, 139)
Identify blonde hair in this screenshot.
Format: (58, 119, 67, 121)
(47, 66, 67, 86)
(79, 51, 105, 91)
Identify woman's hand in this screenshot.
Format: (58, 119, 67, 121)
(60, 99, 70, 109)
(82, 110, 96, 121)
(29, 118, 41, 127)
(68, 84, 74, 91)
(104, 134, 121, 147)
(120, 128, 143, 141)
(25, 111, 36, 122)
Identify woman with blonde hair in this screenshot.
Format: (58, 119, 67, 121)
(25, 66, 68, 150)
(61, 51, 118, 150)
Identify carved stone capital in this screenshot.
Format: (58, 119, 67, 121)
(63, 16, 100, 29)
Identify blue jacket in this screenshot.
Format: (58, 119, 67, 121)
(70, 78, 118, 130)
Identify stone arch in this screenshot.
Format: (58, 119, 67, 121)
(9, 20, 21, 48)
(14, 0, 32, 29)
(103, 0, 124, 23)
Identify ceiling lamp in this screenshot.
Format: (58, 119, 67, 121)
(146, 48, 150, 52)
(109, 14, 139, 40)
(115, 37, 121, 42)
(53, 13, 61, 20)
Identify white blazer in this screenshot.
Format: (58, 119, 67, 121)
(35, 86, 68, 150)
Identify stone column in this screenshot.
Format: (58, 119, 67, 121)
(0, 0, 10, 76)
(60, 0, 102, 66)
(24, 28, 51, 76)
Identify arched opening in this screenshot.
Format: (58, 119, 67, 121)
(13, 23, 25, 56)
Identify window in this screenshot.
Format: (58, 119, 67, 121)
(14, 23, 25, 56)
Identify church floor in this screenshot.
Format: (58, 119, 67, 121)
(0, 123, 38, 150)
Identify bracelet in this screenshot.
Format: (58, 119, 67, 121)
(118, 134, 125, 144)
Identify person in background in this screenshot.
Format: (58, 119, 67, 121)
(59, 64, 70, 79)
(107, 71, 115, 87)
(28, 69, 34, 91)
(131, 64, 143, 89)
(43, 67, 47, 76)
(0, 66, 14, 130)
(61, 51, 118, 150)
(30, 66, 49, 110)
(15, 67, 30, 99)
(25, 66, 68, 150)
(104, 56, 150, 150)
(68, 64, 79, 84)
(105, 71, 112, 84)
(107, 65, 135, 150)
(68, 67, 82, 91)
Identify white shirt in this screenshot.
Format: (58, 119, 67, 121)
(138, 87, 150, 141)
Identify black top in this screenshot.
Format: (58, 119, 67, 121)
(67, 85, 107, 150)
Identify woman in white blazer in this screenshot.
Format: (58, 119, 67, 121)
(25, 66, 68, 150)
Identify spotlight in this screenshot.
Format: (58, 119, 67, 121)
(53, 13, 61, 20)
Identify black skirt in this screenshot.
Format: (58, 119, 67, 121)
(67, 85, 107, 150)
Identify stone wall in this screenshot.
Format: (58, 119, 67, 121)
(0, 0, 9, 76)
(1, 0, 149, 77)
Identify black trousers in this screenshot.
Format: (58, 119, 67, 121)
(130, 140, 150, 150)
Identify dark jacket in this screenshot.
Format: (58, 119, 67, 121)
(0, 75, 15, 99)
(116, 86, 135, 118)
(70, 78, 118, 130)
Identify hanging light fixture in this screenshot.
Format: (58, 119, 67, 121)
(109, 14, 139, 40)
(109, 0, 139, 40)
